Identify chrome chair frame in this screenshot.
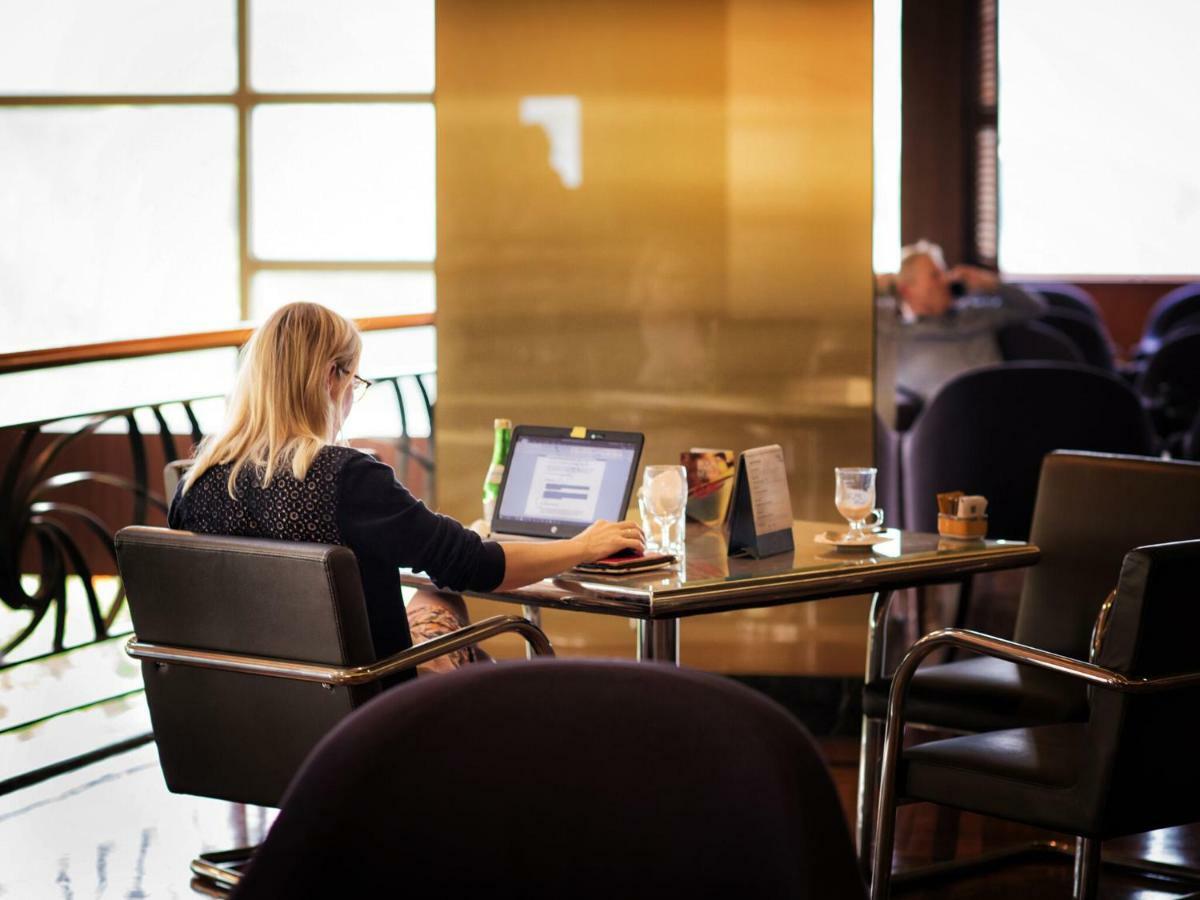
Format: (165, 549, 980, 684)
(868, 624, 1200, 900)
(126, 614, 554, 894)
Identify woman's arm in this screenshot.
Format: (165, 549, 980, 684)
(497, 519, 645, 590)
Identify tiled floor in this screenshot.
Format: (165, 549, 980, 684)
(0, 743, 273, 898)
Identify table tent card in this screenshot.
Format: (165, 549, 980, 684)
(726, 444, 795, 559)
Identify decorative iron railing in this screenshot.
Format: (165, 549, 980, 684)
(0, 373, 435, 663)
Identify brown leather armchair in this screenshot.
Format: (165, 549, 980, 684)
(115, 525, 553, 894)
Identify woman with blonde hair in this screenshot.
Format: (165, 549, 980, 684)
(170, 302, 643, 670)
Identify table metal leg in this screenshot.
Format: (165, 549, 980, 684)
(637, 619, 679, 664)
(856, 715, 884, 870)
(521, 605, 542, 661)
(857, 589, 893, 873)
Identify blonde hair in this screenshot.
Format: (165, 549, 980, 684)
(184, 302, 362, 498)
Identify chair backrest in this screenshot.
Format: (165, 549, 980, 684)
(1144, 282, 1200, 340)
(115, 525, 381, 808)
(1018, 281, 1102, 319)
(1014, 452, 1200, 659)
(1039, 309, 1116, 370)
(875, 412, 904, 531)
(1184, 409, 1200, 461)
(902, 364, 1156, 540)
(230, 660, 866, 900)
(1086, 540, 1200, 836)
(1134, 326, 1200, 442)
(996, 319, 1084, 364)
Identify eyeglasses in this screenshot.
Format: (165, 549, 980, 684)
(337, 366, 373, 402)
(351, 374, 372, 402)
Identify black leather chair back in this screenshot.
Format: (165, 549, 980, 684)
(115, 525, 381, 808)
(997, 319, 1084, 364)
(1140, 282, 1200, 357)
(1039, 310, 1117, 371)
(231, 660, 866, 899)
(1135, 326, 1200, 446)
(1014, 452, 1200, 660)
(1088, 540, 1200, 835)
(1018, 282, 1102, 320)
(1184, 409, 1200, 461)
(902, 364, 1156, 540)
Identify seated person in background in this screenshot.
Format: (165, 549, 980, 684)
(878, 239, 1045, 401)
(169, 302, 643, 672)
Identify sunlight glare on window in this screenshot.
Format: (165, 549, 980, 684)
(251, 0, 434, 92)
(0, 107, 240, 353)
(251, 104, 436, 262)
(0, 0, 236, 94)
(872, 0, 902, 274)
(251, 271, 436, 320)
(999, 0, 1200, 275)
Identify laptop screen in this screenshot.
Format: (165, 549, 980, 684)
(493, 428, 642, 538)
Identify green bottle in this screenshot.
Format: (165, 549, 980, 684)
(482, 418, 512, 526)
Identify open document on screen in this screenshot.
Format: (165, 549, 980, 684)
(524, 456, 605, 521)
(498, 436, 637, 526)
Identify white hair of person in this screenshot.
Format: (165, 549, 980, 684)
(899, 239, 948, 275)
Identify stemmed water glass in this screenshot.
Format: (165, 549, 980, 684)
(641, 465, 688, 555)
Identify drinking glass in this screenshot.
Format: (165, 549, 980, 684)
(834, 467, 884, 538)
(641, 465, 688, 555)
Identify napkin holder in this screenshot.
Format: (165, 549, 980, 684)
(936, 491, 988, 540)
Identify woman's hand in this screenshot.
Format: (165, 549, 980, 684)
(497, 519, 646, 590)
(572, 519, 646, 562)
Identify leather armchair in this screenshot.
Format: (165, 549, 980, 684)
(114, 525, 553, 894)
(229, 659, 866, 899)
(857, 451, 1200, 866)
(870, 540, 1200, 899)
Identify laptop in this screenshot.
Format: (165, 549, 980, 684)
(490, 425, 644, 540)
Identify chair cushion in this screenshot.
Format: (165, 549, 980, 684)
(900, 723, 1098, 835)
(862, 655, 1088, 732)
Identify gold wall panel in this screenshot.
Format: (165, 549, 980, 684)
(437, 0, 874, 675)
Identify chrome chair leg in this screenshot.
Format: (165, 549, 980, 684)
(190, 846, 257, 894)
(1073, 837, 1100, 900)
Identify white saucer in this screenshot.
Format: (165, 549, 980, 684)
(813, 530, 892, 551)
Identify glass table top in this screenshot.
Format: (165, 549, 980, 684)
(403, 520, 1039, 619)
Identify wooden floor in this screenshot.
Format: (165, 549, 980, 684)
(822, 738, 1200, 899)
(2, 730, 1199, 897)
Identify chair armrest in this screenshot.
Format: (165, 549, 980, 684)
(1089, 587, 1118, 663)
(125, 613, 554, 686)
(886, 627, 1200, 727)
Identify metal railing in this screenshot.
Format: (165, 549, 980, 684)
(0, 371, 436, 663)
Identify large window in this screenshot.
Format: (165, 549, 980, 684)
(0, 0, 436, 426)
(999, 0, 1200, 276)
(0, 0, 436, 353)
(872, 0, 902, 275)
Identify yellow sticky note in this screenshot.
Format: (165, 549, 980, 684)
(570, 426, 587, 439)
